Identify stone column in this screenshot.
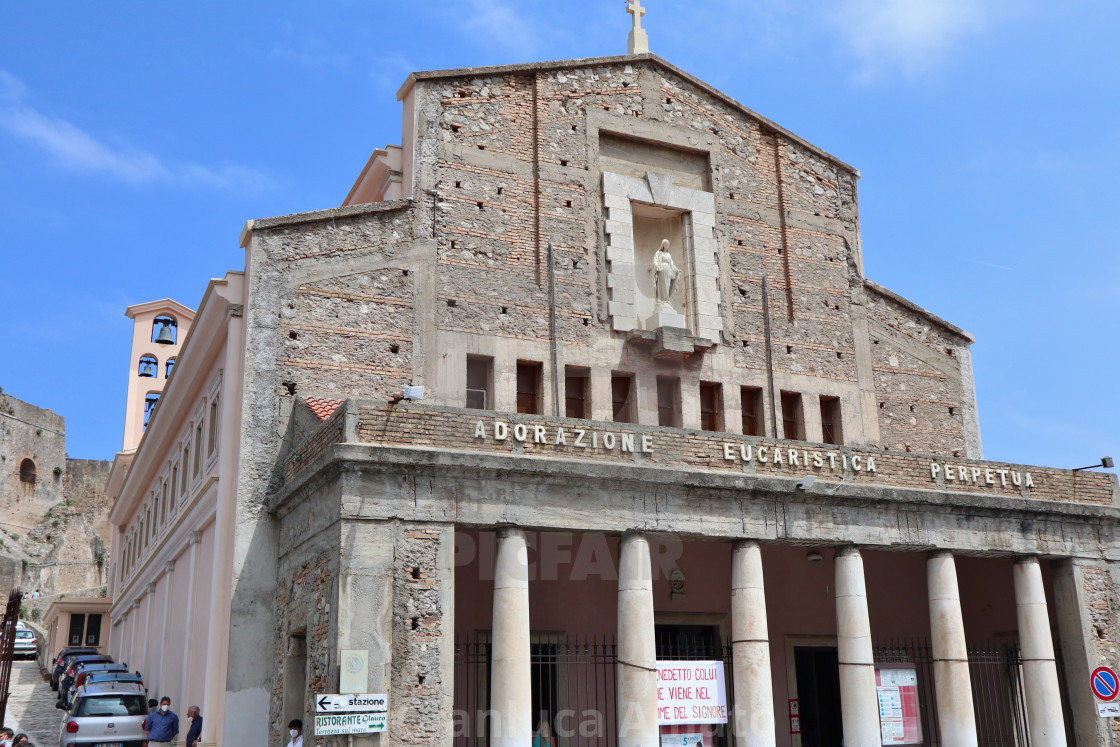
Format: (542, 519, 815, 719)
(617, 533, 658, 747)
(731, 541, 775, 747)
(927, 552, 978, 747)
(834, 547, 879, 747)
(1014, 557, 1067, 746)
(491, 529, 531, 747)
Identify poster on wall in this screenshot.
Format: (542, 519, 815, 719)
(656, 661, 728, 725)
(875, 666, 922, 746)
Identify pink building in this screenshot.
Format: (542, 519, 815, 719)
(105, 273, 245, 746)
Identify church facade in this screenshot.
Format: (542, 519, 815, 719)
(223, 49, 1118, 747)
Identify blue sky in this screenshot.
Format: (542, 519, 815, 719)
(0, 0, 1116, 471)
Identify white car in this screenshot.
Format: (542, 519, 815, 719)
(13, 627, 37, 658)
(59, 682, 148, 747)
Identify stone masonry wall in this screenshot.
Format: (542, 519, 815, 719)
(391, 525, 448, 747)
(866, 287, 972, 456)
(411, 57, 972, 453)
(272, 552, 335, 746)
(0, 393, 67, 532)
(333, 402, 1113, 507)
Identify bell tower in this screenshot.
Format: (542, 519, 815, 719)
(122, 299, 196, 451)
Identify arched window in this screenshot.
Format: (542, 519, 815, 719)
(144, 393, 160, 428)
(165, 357, 177, 378)
(138, 354, 158, 378)
(152, 315, 178, 345)
(19, 459, 36, 484)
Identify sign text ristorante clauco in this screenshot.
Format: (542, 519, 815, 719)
(471, 419, 1035, 488)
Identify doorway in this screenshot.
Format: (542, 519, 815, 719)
(793, 646, 843, 747)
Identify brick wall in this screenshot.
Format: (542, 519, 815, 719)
(328, 401, 1116, 507)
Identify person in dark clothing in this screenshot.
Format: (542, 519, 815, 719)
(185, 705, 203, 747)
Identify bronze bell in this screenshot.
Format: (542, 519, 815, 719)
(154, 320, 175, 345)
(139, 361, 155, 378)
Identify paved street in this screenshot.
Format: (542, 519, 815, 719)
(4, 661, 59, 747)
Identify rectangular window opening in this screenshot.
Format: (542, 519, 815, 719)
(564, 366, 590, 419)
(207, 397, 220, 455)
(611, 372, 636, 424)
(656, 377, 681, 428)
(741, 386, 763, 437)
(193, 424, 203, 476)
(466, 356, 494, 410)
(516, 360, 543, 415)
(780, 391, 804, 441)
(820, 395, 842, 445)
(699, 382, 723, 432)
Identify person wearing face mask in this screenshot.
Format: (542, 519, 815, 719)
(185, 705, 203, 747)
(286, 718, 303, 747)
(144, 696, 180, 746)
(0, 726, 13, 747)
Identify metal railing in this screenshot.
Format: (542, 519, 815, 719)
(872, 639, 1030, 747)
(455, 634, 1031, 747)
(0, 589, 23, 725)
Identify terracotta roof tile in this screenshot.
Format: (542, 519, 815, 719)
(304, 396, 344, 422)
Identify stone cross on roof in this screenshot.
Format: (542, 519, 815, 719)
(626, 0, 649, 55)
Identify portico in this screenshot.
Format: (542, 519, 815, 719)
(268, 400, 1116, 747)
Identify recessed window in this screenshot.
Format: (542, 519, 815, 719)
(611, 372, 636, 424)
(144, 393, 160, 428)
(138, 354, 158, 378)
(208, 396, 220, 455)
(820, 396, 842, 445)
(515, 360, 543, 415)
(193, 423, 203, 475)
(181, 445, 190, 494)
(741, 387, 763, 437)
(699, 382, 723, 432)
(19, 458, 36, 485)
(780, 391, 804, 441)
(564, 366, 590, 419)
(165, 357, 177, 377)
(466, 356, 493, 410)
(657, 377, 681, 428)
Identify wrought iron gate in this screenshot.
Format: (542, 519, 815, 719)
(455, 634, 1032, 747)
(0, 589, 23, 726)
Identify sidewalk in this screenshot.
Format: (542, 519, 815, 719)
(4, 660, 59, 747)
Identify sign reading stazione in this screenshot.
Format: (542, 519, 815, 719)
(656, 661, 727, 725)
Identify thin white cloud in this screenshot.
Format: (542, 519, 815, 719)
(0, 71, 274, 194)
(0, 71, 28, 103)
(462, 0, 541, 60)
(370, 53, 417, 94)
(829, 0, 988, 80)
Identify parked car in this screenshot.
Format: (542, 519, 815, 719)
(62, 663, 130, 709)
(58, 682, 148, 747)
(51, 648, 98, 690)
(82, 671, 146, 694)
(58, 654, 113, 698)
(13, 627, 37, 659)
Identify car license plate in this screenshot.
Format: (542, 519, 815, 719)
(96, 743, 122, 747)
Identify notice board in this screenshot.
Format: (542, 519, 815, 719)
(874, 665, 922, 746)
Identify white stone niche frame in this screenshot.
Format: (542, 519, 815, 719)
(602, 171, 720, 341)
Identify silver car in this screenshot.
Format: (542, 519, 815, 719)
(59, 682, 148, 747)
(13, 627, 37, 658)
